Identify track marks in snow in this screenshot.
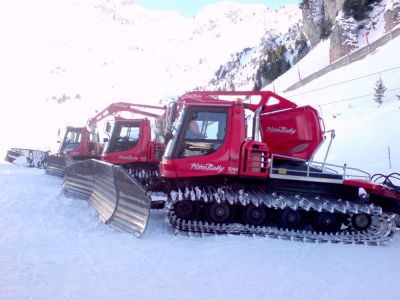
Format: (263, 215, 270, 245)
(2, 163, 400, 299)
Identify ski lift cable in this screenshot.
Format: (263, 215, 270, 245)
(286, 65, 400, 97)
(319, 87, 400, 106)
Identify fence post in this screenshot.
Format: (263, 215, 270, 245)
(388, 146, 392, 169)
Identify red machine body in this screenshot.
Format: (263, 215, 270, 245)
(58, 126, 101, 160)
(161, 91, 323, 179)
(259, 106, 323, 160)
(60, 102, 166, 164)
(160, 90, 399, 202)
(61, 90, 399, 241)
(101, 117, 164, 165)
(94, 102, 166, 167)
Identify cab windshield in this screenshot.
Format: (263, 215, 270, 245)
(61, 128, 83, 151)
(166, 107, 228, 158)
(107, 122, 140, 153)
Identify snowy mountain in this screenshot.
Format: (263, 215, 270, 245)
(202, 21, 304, 91)
(0, 0, 301, 154)
(204, 0, 400, 91)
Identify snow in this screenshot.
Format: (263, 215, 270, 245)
(279, 36, 400, 174)
(357, 0, 388, 46)
(1, 0, 400, 298)
(386, 0, 400, 11)
(0, 0, 300, 156)
(1, 164, 400, 299)
(269, 39, 331, 92)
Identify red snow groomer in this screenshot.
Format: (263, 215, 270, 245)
(63, 91, 400, 244)
(44, 125, 102, 176)
(45, 102, 166, 177)
(99, 107, 166, 186)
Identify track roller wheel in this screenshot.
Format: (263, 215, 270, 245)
(174, 200, 199, 220)
(315, 212, 339, 233)
(280, 208, 302, 229)
(351, 213, 371, 231)
(242, 205, 267, 226)
(206, 202, 231, 223)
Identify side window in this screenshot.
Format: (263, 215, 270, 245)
(119, 126, 139, 142)
(66, 131, 81, 143)
(179, 110, 227, 158)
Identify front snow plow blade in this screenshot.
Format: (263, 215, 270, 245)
(62, 159, 151, 236)
(5, 148, 48, 168)
(45, 154, 66, 177)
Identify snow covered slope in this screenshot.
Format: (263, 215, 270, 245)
(1, 164, 400, 300)
(0, 0, 300, 156)
(277, 36, 400, 174)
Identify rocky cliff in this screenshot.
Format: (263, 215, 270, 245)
(301, 0, 399, 62)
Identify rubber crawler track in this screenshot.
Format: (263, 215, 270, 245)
(166, 187, 398, 245)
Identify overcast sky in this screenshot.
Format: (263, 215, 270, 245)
(135, 0, 299, 17)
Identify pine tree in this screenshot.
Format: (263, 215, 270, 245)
(299, 0, 310, 9)
(320, 19, 333, 40)
(343, 0, 381, 21)
(373, 77, 387, 107)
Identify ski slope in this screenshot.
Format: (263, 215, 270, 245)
(278, 34, 400, 175)
(1, 164, 399, 300)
